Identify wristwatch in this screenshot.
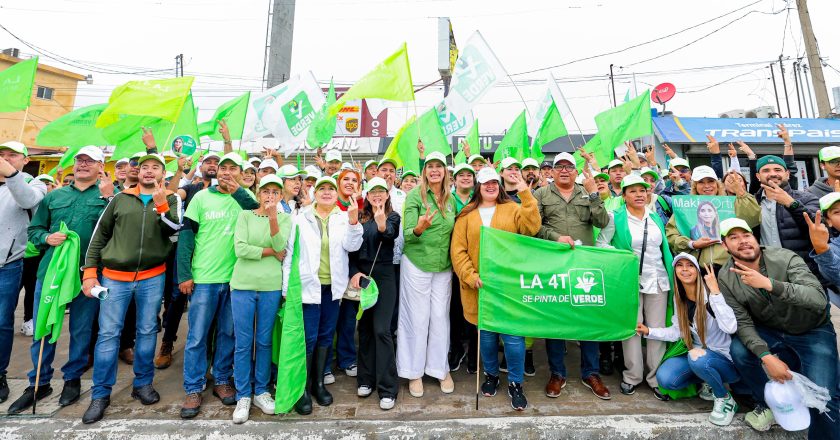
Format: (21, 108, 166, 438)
(788, 200, 801, 210)
(588, 192, 600, 202)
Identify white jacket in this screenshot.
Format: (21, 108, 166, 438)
(647, 291, 738, 360)
(282, 206, 363, 304)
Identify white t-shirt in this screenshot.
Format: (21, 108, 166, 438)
(478, 206, 496, 227)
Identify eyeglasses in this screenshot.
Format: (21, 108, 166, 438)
(128, 160, 140, 167)
(553, 164, 576, 171)
(825, 159, 840, 166)
(76, 158, 98, 166)
(676, 167, 690, 175)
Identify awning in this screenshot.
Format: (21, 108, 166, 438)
(653, 116, 840, 145)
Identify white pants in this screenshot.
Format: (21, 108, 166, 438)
(396, 255, 452, 380)
(622, 288, 668, 388)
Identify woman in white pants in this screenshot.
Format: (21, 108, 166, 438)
(398, 151, 457, 398)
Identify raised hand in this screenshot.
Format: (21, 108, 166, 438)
(314, 148, 326, 170)
(705, 135, 720, 154)
(730, 261, 773, 291)
(417, 139, 426, 159)
(776, 123, 791, 144)
(724, 173, 746, 196)
(265, 198, 278, 218)
(219, 119, 231, 143)
(141, 127, 156, 150)
(803, 211, 830, 255)
(727, 143, 737, 158)
(662, 143, 677, 159)
(643, 145, 656, 166)
(152, 179, 167, 206)
(98, 171, 114, 197)
(347, 192, 360, 225)
(703, 263, 720, 293)
(760, 181, 795, 207)
(414, 206, 438, 235)
(0, 157, 15, 177)
(373, 202, 387, 231)
(625, 142, 641, 168)
(581, 167, 597, 194)
(509, 172, 529, 193)
(736, 140, 755, 159)
(462, 139, 471, 158)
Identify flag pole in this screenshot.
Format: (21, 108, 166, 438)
(549, 74, 588, 147)
(17, 107, 30, 142)
(32, 337, 45, 414)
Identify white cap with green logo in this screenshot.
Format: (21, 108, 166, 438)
(0, 141, 28, 156)
(720, 218, 752, 237)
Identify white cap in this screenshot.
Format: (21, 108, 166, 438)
(424, 151, 447, 166)
(165, 171, 175, 179)
(499, 157, 521, 170)
(36, 174, 55, 184)
(304, 165, 321, 180)
(194, 170, 203, 178)
(691, 165, 717, 182)
(764, 380, 810, 431)
(607, 159, 624, 170)
(365, 176, 388, 192)
(243, 162, 256, 172)
(74, 146, 105, 163)
(114, 158, 130, 166)
(258, 158, 279, 171)
(202, 153, 221, 163)
(467, 154, 487, 164)
(453, 163, 475, 176)
(315, 176, 338, 189)
(819, 146, 840, 162)
(363, 160, 377, 170)
(476, 167, 501, 184)
(325, 150, 342, 163)
(248, 156, 262, 165)
(720, 217, 752, 237)
(137, 153, 166, 167)
(620, 174, 650, 190)
(278, 164, 306, 178)
(521, 158, 540, 170)
(670, 158, 690, 169)
(341, 162, 354, 171)
(258, 174, 284, 190)
(0, 140, 27, 156)
(219, 152, 243, 168)
(553, 152, 576, 166)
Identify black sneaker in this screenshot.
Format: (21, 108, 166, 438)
(508, 382, 527, 411)
(59, 378, 81, 407)
(481, 373, 500, 397)
(448, 350, 467, 372)
(524, 350, 536, 377)
(0, 375, 8, 403)
(7, 384, 53, 415)
(466, 353, 477, 374)
(652, 387, 670, 401)
(499, 355, 508, 373)
(131, 384, 160, 405)
(619, 381, 637, 395)
(82, 397, 110, 424)
(599, 355, 614, 376)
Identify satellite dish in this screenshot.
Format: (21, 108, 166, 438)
(652, 83, 677, 104)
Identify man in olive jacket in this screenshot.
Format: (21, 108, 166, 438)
(717, 218, 838, 439)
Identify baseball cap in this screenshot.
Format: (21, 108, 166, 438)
(314, 176, 338, 190)
(243, 162, 256, 172)
(130, 151, 145, 160)
(165, 171, 175, 179)
(671, 252, 699, 269)
(499, 157, 521, 170)
(114, 158, 130, 166)
(553, 152, 576, 166)
(257, 173, 284, 190)
(476, 167, 501, 184)
(640, 167, 660, 181)
(325, 150, 342, 163)
(467, 154, 487, 164)
(819, 192, 840, 212)
(304, 165, 321, 180)
(620, 174, 650, 190)
(453, 163, 475, 176)
(670, 158, 690, 169)
(757, 155, 787, 171)
(764, 380, 810, 431)
(248, 156, 262, 165)
(258, 158, 279, 171)
(720, 218, 752, 237)
(36, 174, 55, 184)
(424, 151, 447, 166)
(818, 146, 840, 162)
(365, 176, 388, 192)
(137, 153, 166, 167)
(279, 164, 306, 178)
(593, 172, 610, 181)
(378, 157, 399, 168)
(607, 159, 625, 170)
(540, 161, 552, 169)
(363, 160, 377, 170)
(74, 146, 105, 163)
(219, 152, 243, 168)
(521, 158, 540, 170)
(691, 165, 718, 182)
(401, 170, 418, 179)
(0, 141, 27, 156)
(202, 153, 221, 163)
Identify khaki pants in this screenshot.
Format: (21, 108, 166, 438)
(622, 289, 668, 388)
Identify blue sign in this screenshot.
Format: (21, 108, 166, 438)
(654, 117, 840, 144)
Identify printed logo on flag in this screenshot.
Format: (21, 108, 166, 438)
(282, 92, 316, 136)
(451, 45, 497, 103)
(569, 269, 606, 307)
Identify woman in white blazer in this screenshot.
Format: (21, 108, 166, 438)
(282, 176, 362, 412)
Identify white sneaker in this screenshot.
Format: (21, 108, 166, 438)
(20, 320, 33, 337)
(698, 383, 714, 401)
(344, 364, 358, 377)
(380, 397, 395, 410)
(357, 385, 373, 397)
(252, 392, 275, 415)
(232, 397, 251, 424)
(323, 372, 335, 385)
(709, 393, 738, 426)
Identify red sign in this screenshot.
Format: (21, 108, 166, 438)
(652, 83, 676, 104)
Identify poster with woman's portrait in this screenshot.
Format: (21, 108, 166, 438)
(171, 135, 197, 156)
(672, 195, 736, 240)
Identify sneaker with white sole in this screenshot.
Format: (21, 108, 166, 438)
(20, 320, 33, 337)
(357, 385, 373, 397)
(232, 397, 251, 424)
(252, 392, 275, 415)
(709, 393, 738, 426)
(744, 404, 775, 431)
(698, 383, 714, 401)
(323, 372, 335, 385)
(344, 364, 357, 377)
(380, 397, 395, 410)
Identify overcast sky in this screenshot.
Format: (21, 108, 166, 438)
(2, 0, 839, 135)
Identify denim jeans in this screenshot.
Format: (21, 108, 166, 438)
(730, 323, 839, 440)
(231, 289, 281, 400)
(327, 299, 359, 373)
(0, 259, 23, 377)
(91, 274, 164, 399)
(28, 279, 99, 386)
(656, 349, 739, 398)
(545, 339, 600, 379)
(183, 283, 234, 394)
(481, 331, 526, 383)
(302, 285, 340, 354)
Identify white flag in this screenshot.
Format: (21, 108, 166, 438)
(443, 31, 507, 120)
(242, 71, 326, 146)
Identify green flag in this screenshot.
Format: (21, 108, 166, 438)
(202, 91, 250, 141)
(105, 93, 199, 161)
(531, 101, 567, 164)
(478, 227, 639, 341)
(96, 76, 195, 127)
(326, 43, 415, 117)
(383, 108, 449, 174)
(307, 79, 337, 149)
(493, 111, 528, 163)
(34, 222, 81, 343)
(594, 90, 652, 154)
(455, 119, 479, 165)
(578, 133, 613, 171)
(36, 103, 109, 148)
(274, 229, 307, 413)
(0, 56, 38, 113)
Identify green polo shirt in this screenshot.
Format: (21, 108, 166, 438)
(402, 187, 456, 272)
(452, 189, 473, 214)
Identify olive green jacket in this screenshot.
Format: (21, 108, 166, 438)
(533, 183, 608, 246)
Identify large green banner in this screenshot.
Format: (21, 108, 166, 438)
(478, 227, 639, 341)
(671, 195, 736, 240)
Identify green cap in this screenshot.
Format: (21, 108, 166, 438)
(819, 146, 840, 162)
(819, 192, 840, 212)
(137, 153, 166, 167)
(720, 218, 752, 237)
(219, 152, 243, 168)
(640, 167, 660, 181)
(756, 155, 787, 171)
(378, 157, 399, 168)
(620, 174, 650, 191)
(257, 174, 284, 190)
(594, 172, 610, 181)
(401, 170, 418, 179)
(315, 176, 338, 190)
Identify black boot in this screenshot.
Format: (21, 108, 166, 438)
(295, 353, 313, 415)
(311, 346, 333, 406)
(7, 384, 53, 415)
(59, 378, 81, 406)
(0, 375, 8, 403)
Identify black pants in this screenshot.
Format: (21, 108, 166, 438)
(162, 250, 187, 343)
(390, 263, 400, 337)
(357, 262, 398, 399)
(449, 274, 466, 355)
(20, 254, 41, 322)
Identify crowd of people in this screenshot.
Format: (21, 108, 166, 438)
(0, 122, 837, 439)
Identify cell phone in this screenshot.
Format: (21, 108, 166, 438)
(359, 276, 371, 289)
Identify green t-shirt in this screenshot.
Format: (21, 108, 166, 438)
(230, 210, 292, 291)
(184, 190, 242, 284)
(315, 207, 338, 284)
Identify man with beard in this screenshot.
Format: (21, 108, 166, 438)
(80, 153, 182, 423)
(717, 218, 838, 438)
(521, 158, 541, 191)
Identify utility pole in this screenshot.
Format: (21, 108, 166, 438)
(803, 63, 816, 118)
(175, 54, 184, 77)
(263, 0, 295, 89)
(779, 55, 792, 118)
(769, 63, 782, 117)
(609, 64, 617, 107)
(796, 0, 831, 117)
(792, 61, 803, 117)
